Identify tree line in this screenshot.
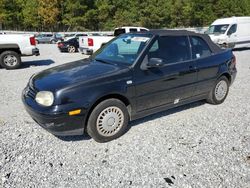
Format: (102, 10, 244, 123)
(0, 0, 250, 31)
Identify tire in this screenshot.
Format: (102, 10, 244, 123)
(207, 76, 229, 105)
(68, 46, 76, 53)
(50, 40, 56, 44)
(87, 99, 129, 143)
(0, 51, 21, 70)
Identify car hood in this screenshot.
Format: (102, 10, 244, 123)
(31, 59, 127, 92)
(208, 34, 226, 43)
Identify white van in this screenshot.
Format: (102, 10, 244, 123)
(207, 17, 250, 48)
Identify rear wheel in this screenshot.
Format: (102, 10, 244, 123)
(68, 46, 76, 53)
(87, 99, 129, 142)
(207, 76, 229, 105)
(0, 51, 21, 69)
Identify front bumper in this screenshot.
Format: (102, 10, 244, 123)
(79, 47, 93, 55)
(22, 88, 85, 136)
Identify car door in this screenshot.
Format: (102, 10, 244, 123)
(190, 36, 219, 96)
(227, 24, 237, 47)
(134, 36, 197, 112)
(40, 34, 46, 43)
(41, 34, 48, 43)
(45, 34, 52, 43)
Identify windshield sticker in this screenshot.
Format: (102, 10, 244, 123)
(131, 37, 150, 42)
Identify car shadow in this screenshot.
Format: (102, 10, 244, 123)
(20, 59, 55, 69)
(129, 100, 206, 127)
(56, 100, 206, 142)
(56, 134, 91, 142)
(233, 47, 250, 52)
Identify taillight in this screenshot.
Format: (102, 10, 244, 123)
(58, 43, 64, 47)
(30, 36, 36, 46)
(88, 38, 94, 46)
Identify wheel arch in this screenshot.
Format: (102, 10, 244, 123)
(84, 93, 132, 130)
(218, 72, 232, 84)
(0, 44, 21, 55)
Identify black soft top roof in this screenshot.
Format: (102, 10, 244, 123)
(144, 29, 222, 53)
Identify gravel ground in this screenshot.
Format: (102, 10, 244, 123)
(0, 44, 249, 188)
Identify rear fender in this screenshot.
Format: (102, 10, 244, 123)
(0, 44, 21, 54)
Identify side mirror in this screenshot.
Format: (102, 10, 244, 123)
(147, 58, 164, 68)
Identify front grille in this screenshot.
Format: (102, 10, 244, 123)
(26, 86, 38, 99)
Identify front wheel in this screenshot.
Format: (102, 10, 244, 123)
(0, 51, 21, 69)
(50, 40, 56, 44)
(87, 99, 129, 142)
(207, 76, 229, 105)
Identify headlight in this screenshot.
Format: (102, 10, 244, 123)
(35, 91, 54, 107)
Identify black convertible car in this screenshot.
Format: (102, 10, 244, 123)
(22, 30, 237, 142)
(57, 38, 79, 53)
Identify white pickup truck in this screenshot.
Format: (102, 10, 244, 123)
(79, 26, 149, 55)
(0, 34, 40, 69)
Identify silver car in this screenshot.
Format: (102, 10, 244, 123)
(35, 33, 63, 44)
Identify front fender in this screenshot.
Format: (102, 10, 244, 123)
(55, 75, 134, 111)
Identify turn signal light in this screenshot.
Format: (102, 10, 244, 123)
(69, 109, 81, 116)
(58, 43, 64, 47)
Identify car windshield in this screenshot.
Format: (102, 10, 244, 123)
(66, 34, 75, 37)
(55, 33, 62, 38)
(207, 24, 229, 35)
(92, 34, 152, 66)
(89, 33, 101, 36)
(68, 38, 76, 42)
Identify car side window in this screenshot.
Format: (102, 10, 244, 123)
(114, 29, 126, 36)
(149, 40, 159, 52)
(147, 36, 191, 64)
(130, 29, 138, 33)
(76, 34, 86, 37)
(191, 36, 211, 59)
(227, 24, 237, 35)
